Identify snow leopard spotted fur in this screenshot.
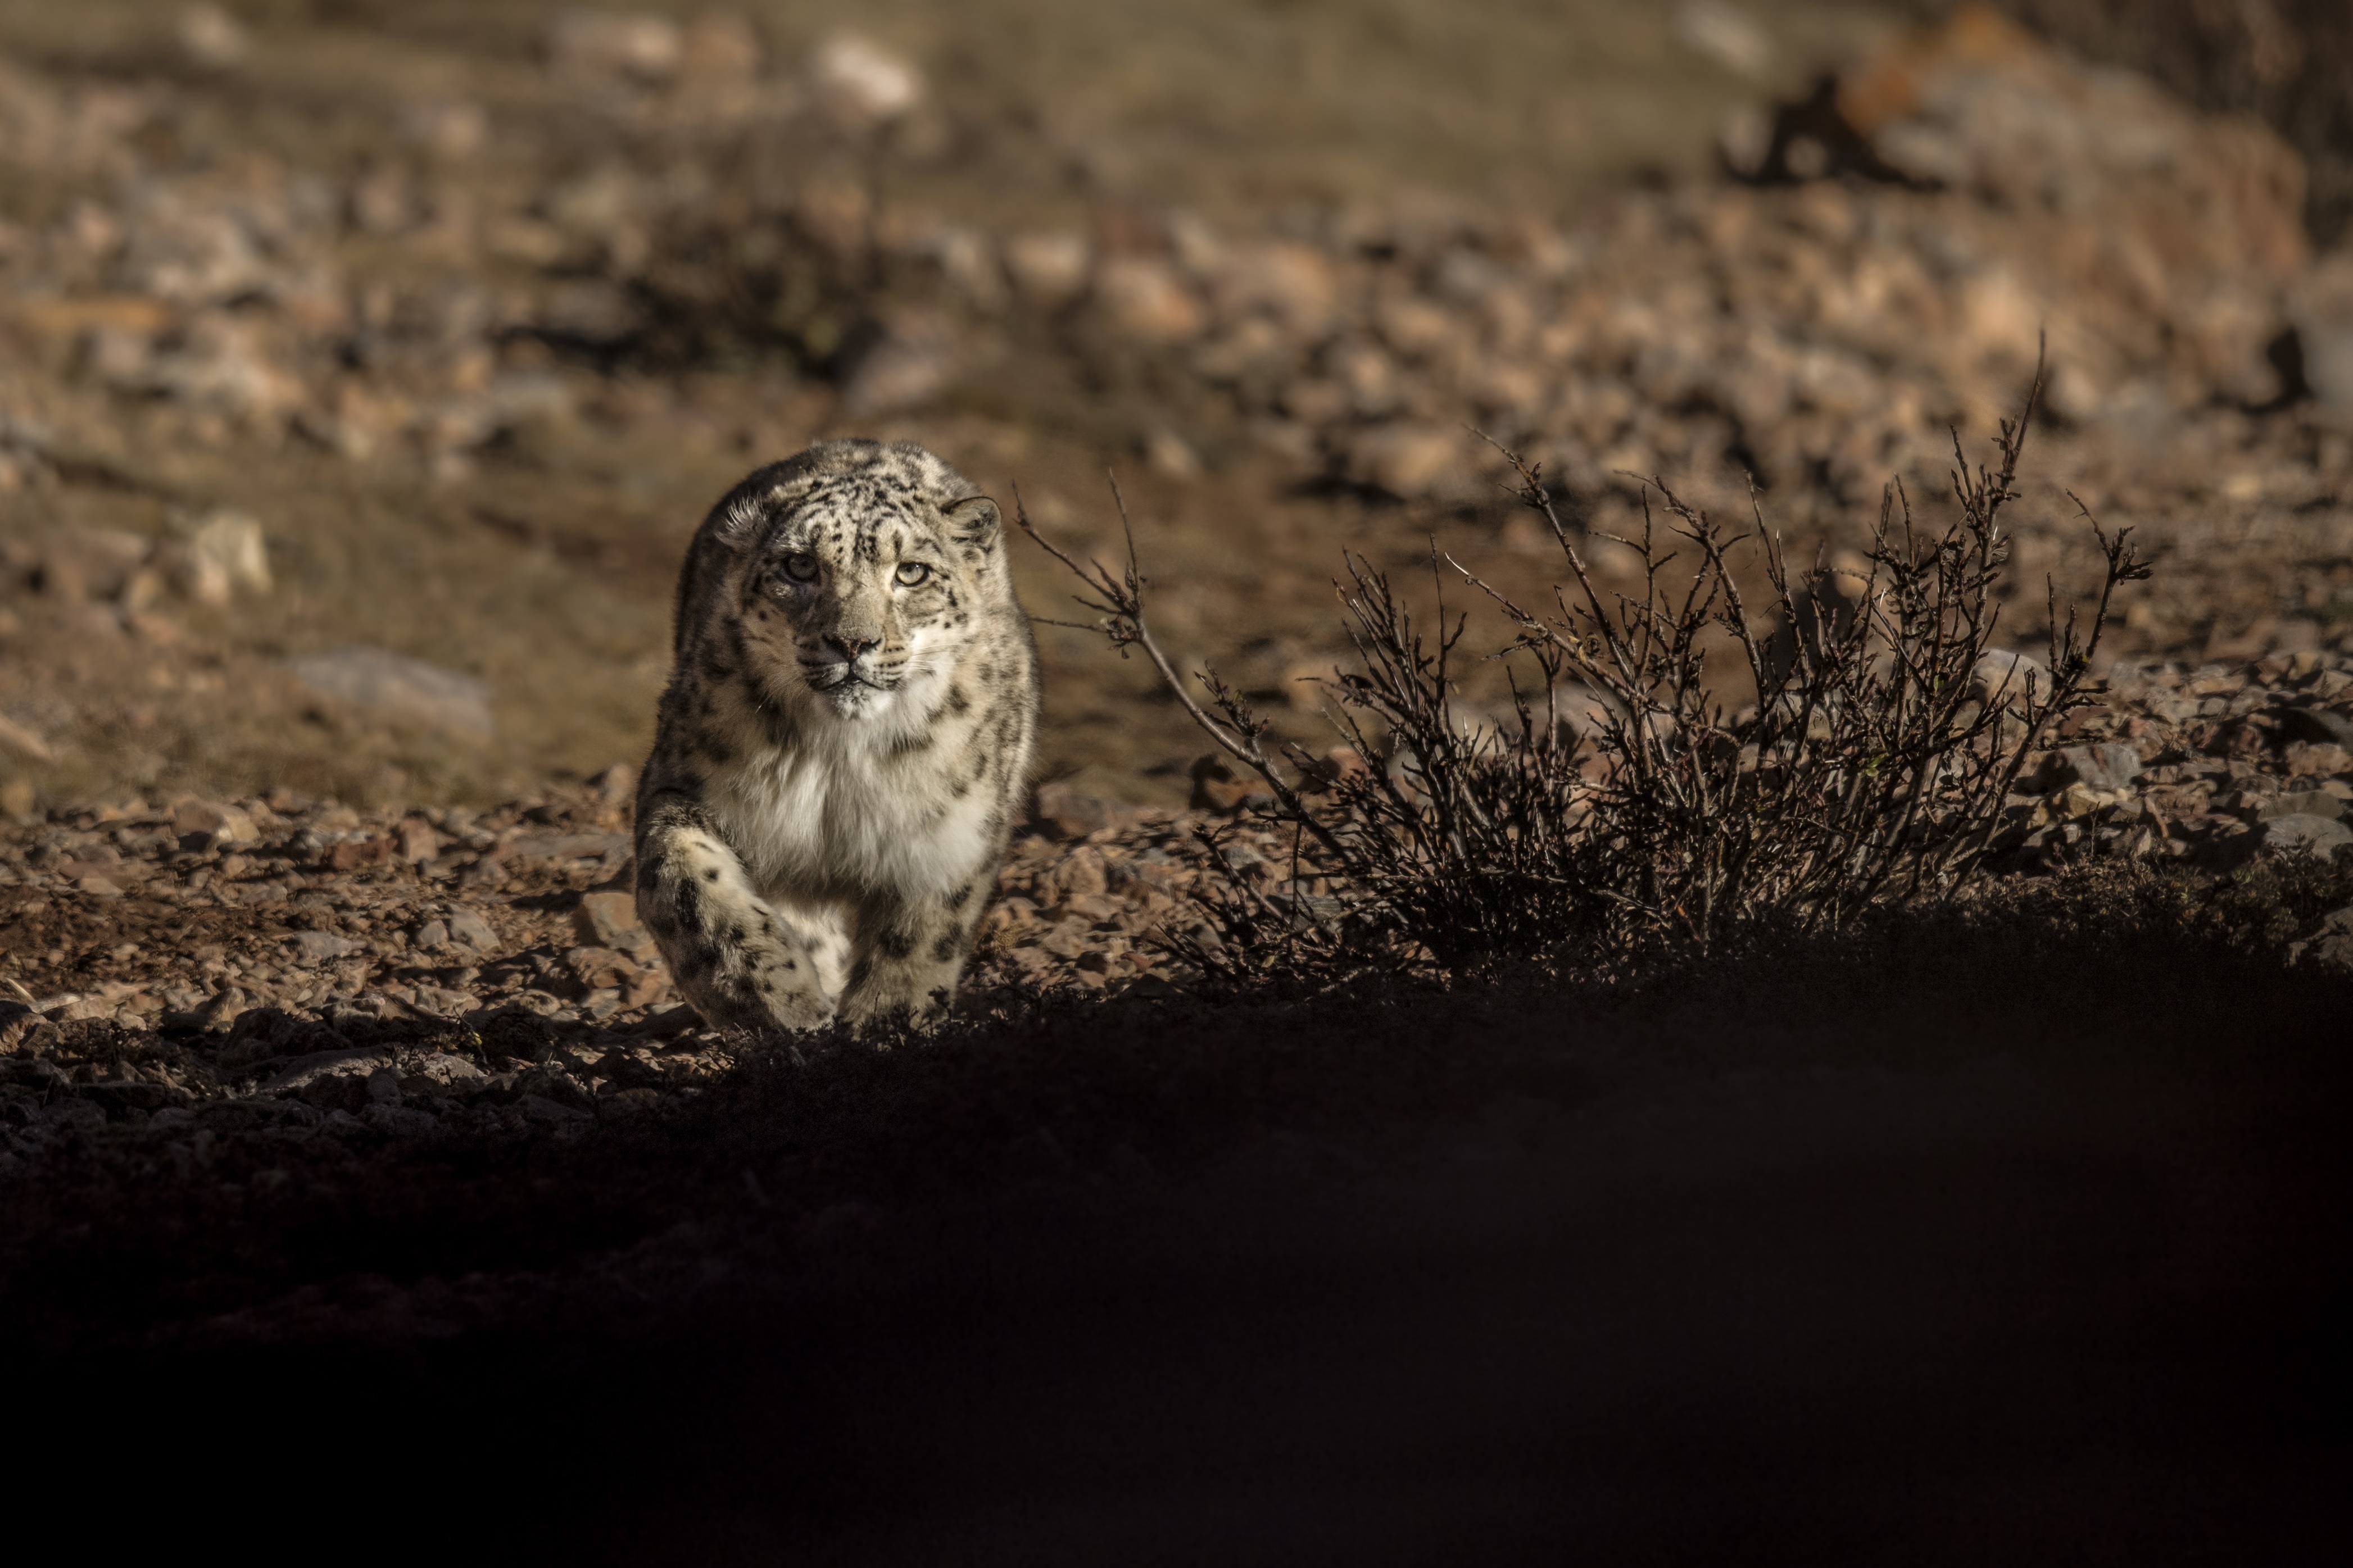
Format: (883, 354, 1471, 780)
(634, 439, 1040, 1033)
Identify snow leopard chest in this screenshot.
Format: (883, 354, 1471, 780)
(703, 691, 1003, 902)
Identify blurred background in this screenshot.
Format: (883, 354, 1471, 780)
(0, 0, 2347, 811)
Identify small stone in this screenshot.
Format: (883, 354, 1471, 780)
(1675, 1, 1775, 79)
(1971, 649, 2051, 706)
(573, 891, 655, 957)
(1211, 242, 1339, 335)
(172, 797, 260, 845)
(185, 510, 271, 595)
(1030, 782, 1146, 840)
(2057, 742, 2143, 793)
(1004, 233, 1091, 310)
(1046, 847, 1110, 901)
(2260, 790, 2345, 822)
(292, 930, 362, 961)
(327, 835, 394, 871)
(548, 11, 682, 83)
(565, 946, 637, 993)
(258, 1046, 391, 1098)
(288, 647, 495, 740)
(445, 906, 497, 952)
(177, 4, 248, 69)
(1145, 428, 1203, 479)
(182, 987, 244, 1033)
(367, 1066, 403, 1103)
(412, 984, 475, 1015)
(1349, 423, 1466, 499)
(808, 33, 924, 129)
(404, 1052, 488, 1089)
(1093, 258, 1206, 345)
(397, 818, 444, 863)
(2263, 815, 2352, 860)
(411, 919, 450, 952)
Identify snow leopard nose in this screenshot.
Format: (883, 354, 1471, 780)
(825, 631, 880, 661)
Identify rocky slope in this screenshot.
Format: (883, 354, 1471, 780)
(2, 6, 2350, 811)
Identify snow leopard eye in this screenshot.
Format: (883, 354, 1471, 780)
(892, 561, 931, 587)
(779, 553, 820, 584)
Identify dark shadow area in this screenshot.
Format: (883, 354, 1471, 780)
(6, 867, 2348, 1562)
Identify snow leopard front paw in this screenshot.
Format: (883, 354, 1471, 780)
(676, 926, 835, 1034)
(637, 818, 834, 1034)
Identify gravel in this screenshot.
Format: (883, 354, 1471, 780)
(1, 639, 2349, 1190)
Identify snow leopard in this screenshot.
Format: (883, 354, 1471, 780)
(634, 439, 1040, 1033)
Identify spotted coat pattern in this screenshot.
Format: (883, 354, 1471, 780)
(634, 440, 1041, 1032)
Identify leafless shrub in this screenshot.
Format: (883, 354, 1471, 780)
(1024, 361, 2150, 985)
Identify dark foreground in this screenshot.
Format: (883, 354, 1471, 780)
(7, 884, 2350, 1565)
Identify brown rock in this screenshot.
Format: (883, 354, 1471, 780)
(808, 33, 926, 130)
(621, 966, 670, 1008)
(573, 890, 656, 958)
(1211, 242, 1339, 337)
(1094, 257, 1207, 346)
(396, 817, 444, 864)
(1004, 232, 1092, 310)
(184, 510, 271, 596)
(566, 946, 640, 993)
(328, 837, 394, 872)
(1031, 781, 1146, 840)
(174, 796, 259, 844)
(1046, 847, 1110, 902)
(1349, 423, 1467, 499)
(548, 11, 682, 83)
(289, 647, 495, 740)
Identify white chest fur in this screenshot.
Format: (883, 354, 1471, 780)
(704, 681, 998, 904)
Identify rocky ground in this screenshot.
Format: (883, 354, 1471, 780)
(0, 770, 1199, 1161)
(3, 7, 2350, 1555)
(3, 638, 2348, 1183)
(2, 3, 2350, 810)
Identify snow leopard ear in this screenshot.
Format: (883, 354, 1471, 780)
(710, 469, 817, 553)
(944, 494, 1001, 548)
(711, 495, 767, 551)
